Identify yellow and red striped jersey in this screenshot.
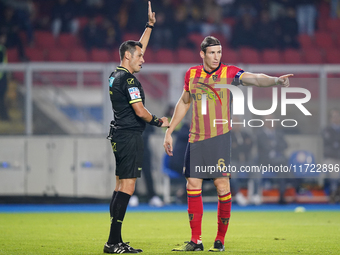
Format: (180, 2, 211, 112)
(184, 63, 244, 143)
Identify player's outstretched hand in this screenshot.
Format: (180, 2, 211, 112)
(163, 133, 173, 156)
(148, 1, 156, 25)
(277, 74, 294, 87)
(160, 117, 169, 127)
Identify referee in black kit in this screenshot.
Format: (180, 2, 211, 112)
(104, 1, 169, 254)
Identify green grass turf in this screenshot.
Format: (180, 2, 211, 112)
(0, 211, 339, 254)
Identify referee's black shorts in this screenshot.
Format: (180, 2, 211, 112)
(183, 132, 231, 179)
(110, 130, 143, 179)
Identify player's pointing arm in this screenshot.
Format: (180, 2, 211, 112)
(241, 73, 294, 88)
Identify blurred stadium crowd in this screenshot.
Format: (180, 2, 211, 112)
(1, 0, 340, 63)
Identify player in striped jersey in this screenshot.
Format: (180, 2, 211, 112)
(164, 36, 293, 252)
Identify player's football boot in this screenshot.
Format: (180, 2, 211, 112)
(208, 240, 225, 252)
(103, 242, 139, 253)
(122, 242, 143, 253)
(172, 241, 204, 251)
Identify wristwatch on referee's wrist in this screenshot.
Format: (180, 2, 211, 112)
(145, 22, 154, 29)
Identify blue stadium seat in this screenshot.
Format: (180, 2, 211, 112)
(162, 154, 181, 204)
(289, 150, 317, 178)
(162, 154, 181, 179)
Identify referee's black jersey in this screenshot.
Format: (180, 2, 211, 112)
(109, 66, 146, 132)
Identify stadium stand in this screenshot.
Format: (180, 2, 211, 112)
(303, 48, 324, 64)
(7, 48, 19, 63)
(58, 34, 78, 49)
(239, 47, 261, 64)
(142, 48, 155, 63)
(0, 0, 338, 66)
(35, 31, 56, 49)
(290, 150, 317, 178)
(69, 48, 89, 62)
(210, 32, 228, 48)
(336, 35, 340, 48)
(90, 49, 110, 62)
(326, 18, 340, 34)
(298, 34, 314, 49)
(283, 49, 303, 64)
(221, 48, 239, 64)
(314, 31, 335, 49)
(262, 49, 282, 64)
(25, 47, 45, 62)
(122, 32, 140, 42)
(155, 49, 176, 63)
(77, 17, 89, 30)
(325, 49, 340, 64)
(176, 48, 200, 63)
(162, 154, 182, 204)
(188, 33, 205, 50)
(47, 48, 68, 62)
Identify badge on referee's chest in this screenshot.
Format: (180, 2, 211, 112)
(112, 142, 117, 152)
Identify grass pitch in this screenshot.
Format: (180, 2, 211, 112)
(0, 210, 339, 254)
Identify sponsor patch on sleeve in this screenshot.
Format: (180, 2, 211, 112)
(128, 87, 141, 100)
(109, 77, 115, 87)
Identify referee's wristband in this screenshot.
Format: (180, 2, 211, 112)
(145, 22, 154, 29)
(149, 115, 163, 127)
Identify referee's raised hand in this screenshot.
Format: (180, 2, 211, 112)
(148, 1, 156, 26)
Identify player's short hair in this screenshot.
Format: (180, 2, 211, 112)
(119, 40, 143, 61)
(201, 36, 221, 53)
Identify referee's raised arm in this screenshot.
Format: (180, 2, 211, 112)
(139, 1, 156, 54)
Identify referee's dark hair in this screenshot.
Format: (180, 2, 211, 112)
(119, 40, 143, 61)
(201, 36, 221, 53)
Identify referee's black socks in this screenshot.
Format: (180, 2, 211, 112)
(109, 190, 118, 218)
(107, 191, 131, 245)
